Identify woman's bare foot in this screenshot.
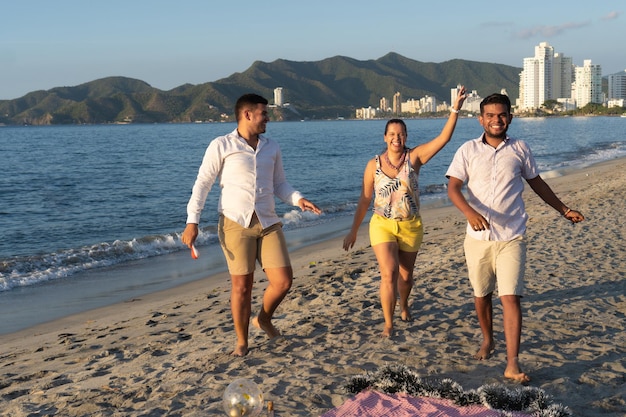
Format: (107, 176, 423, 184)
(400, 310, 413, 322)
(252, 316, 281, 339)
(474, 340, 495, 360)
(231, 345, 249, 357)
(504, 358, 530, 383)
(380, 325, 393, 338)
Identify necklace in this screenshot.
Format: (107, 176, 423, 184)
(384, 150, 406, 171)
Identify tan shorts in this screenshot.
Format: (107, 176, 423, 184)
(218, 214, 291, 275)
(463, 235, 526, 297)
(369, 213, 424, 252)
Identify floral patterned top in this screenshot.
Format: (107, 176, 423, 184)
(372, 150, 420, 220)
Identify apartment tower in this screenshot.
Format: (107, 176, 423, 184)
(519, 42, 573, 110)
(608, 70, 626, 100)
(574, 60, 603, 107)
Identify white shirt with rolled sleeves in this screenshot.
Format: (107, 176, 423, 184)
(445, 134, 540, 241)
(186, 129, 304, 229)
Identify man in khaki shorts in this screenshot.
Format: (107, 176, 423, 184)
(446, 93, 584, 382)
(182, 93, 321, 356)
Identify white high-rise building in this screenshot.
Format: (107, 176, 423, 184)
(356, 106, 376, 119)
(553, 53, 574, 99)
(401, 99, 421, 114)
(608, 70, 626, 100)
(518, 42, 573, 110)
(573, 60, 602, 108)
(451, 85, 482, 113)
(392, 92, 402, 114)
(379, 97, 389, 112)
(419, 95, 437, 113)
(450, 85, 465, 111)
(274, 87, 284, 107)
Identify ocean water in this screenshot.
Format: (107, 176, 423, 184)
(1, 117, 625, 333)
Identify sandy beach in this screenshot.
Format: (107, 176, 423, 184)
(1, 158, 624, 416)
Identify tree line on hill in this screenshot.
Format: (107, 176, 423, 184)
(0, 52, 523, 125)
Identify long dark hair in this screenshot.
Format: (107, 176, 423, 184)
(381, 119, 408, 155)
(384, 118, 407, 135)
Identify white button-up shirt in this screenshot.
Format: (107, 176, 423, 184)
(446, 134, 539, 241)
(186, 129, 304, 229)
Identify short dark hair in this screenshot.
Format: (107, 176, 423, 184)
(235, 94, 268, 122)
(480, 93, 511, 114)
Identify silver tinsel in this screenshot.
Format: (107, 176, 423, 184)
(344, 364, 572, 417)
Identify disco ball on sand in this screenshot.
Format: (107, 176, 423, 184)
(222, 378, 264, 417)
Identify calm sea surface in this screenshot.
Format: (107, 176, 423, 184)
(1, 117, 625, 333)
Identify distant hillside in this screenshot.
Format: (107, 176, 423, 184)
(0, 53, 521, 125)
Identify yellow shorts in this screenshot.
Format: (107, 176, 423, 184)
(218, 214, 290, 275)
(463, 235, 526, 297)
(369, 213, 423, 252)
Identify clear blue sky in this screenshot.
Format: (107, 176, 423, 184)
(1, 1, 624, 100)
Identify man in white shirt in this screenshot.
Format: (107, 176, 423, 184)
(182, 93, 321, 356)
(446, 93, 584, 382)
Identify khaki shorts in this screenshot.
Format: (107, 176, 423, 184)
(463, 235, 526, 297)
(218, 214, 291, 275)
(369, 213, 424, 252)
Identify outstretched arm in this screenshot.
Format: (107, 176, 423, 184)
(412, 86, 467, 166)
(526, 176, 584, 223)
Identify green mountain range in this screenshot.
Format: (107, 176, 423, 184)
(0, 52, 521, 125)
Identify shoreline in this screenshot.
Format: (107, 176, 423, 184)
(0, 156, 620, 340)
(0, 154, 591, 337)
(1, 157, 625, 416)
(0, 214, 366, 336)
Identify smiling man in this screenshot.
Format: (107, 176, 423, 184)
(182, 93, 321, 356)
(446, 93, 584, 382)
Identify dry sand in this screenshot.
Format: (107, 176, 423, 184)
(1, 158, 624, 416)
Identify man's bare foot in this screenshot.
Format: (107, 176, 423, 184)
(473, 341, 495, 360)
(380, 326, 393, 338)
(504, 358, 530, 383)
(231, 345, 249, 357)
(252, 317, 281, 339)
(504, 369, 530, 383)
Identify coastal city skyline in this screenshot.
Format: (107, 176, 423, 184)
(1, 1, 624, 101)
(350, 40, 626, 119)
